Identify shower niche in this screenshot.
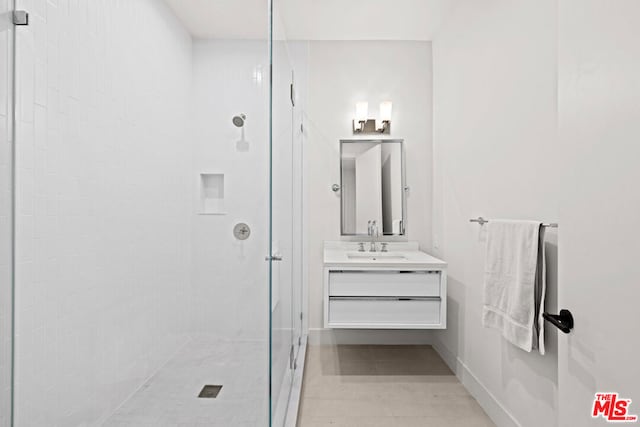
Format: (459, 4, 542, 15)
(199, 173, 226, 215)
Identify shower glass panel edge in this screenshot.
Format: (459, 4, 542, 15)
(268, 0, 274, 425)
(2, 0, 18, 425)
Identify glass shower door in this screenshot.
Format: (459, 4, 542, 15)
(9, 1, 272, 425)
(269, 39, 296, 425)
(270, 2, 304, 422)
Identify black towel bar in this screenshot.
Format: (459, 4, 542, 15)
(543, 309, 574, 334)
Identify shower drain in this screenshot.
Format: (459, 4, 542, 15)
(198, 385, 223, 398)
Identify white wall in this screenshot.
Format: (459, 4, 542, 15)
(13, 1, 193, 424)
(306, 41, 434, 343)
(189, 40, 269, 342)
(432, 1, 559, 426)
(557, 1, 640, 425)
(0, 1, 14, 425)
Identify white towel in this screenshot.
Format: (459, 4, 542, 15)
(482, 220, 546, 354)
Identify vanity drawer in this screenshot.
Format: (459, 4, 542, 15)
(328, 297, 441, 326)
(329, 271, 440, 297)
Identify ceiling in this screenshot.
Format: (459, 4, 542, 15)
(164, 0, 456, 41)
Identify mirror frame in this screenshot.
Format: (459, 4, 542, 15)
(339, 138, 406, 236)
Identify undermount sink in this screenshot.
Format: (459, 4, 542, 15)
(347, 252, 407, 261)
(325, 241, 446, 267)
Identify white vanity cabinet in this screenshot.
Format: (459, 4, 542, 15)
(323, 242, 447, 329)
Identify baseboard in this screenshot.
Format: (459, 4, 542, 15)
(431, 339, 521, 427)
(308, 328, 434, 345)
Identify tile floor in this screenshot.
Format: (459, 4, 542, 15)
(297, 345, 496, 427)
(104, 337, 268, 426)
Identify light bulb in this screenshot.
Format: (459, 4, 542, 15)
(379, 101, 392, 122)
(355, 102, 368, 122)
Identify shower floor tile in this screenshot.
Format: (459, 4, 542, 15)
(104, 338, 268, 427)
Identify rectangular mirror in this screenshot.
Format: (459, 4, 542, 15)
(340, 139, 405, 236)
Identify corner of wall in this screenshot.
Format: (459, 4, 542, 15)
(431, 337, 522, 427)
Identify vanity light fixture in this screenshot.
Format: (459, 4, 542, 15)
(352, 101, 392, 134)
(353, 102, 368, 133)
(377, 101, 392, 133)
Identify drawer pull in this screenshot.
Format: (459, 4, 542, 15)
(399, 271, 437, 274)
(331, 270, 437, 274)
(330, 296, 441, 302)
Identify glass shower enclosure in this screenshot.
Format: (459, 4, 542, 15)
(1, 0, 304, 425)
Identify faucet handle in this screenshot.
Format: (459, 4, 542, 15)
(380, 243, 388, 252)
(358, 242, 365, 252)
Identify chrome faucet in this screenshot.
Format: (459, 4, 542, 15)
(368, 220, 379, 252)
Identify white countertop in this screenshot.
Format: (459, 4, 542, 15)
(323, 241, 447, 269)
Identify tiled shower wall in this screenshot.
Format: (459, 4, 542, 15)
(190, 40, 270, 342)
(1, 1, 14, 426)
(13, 0, 193, 424)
